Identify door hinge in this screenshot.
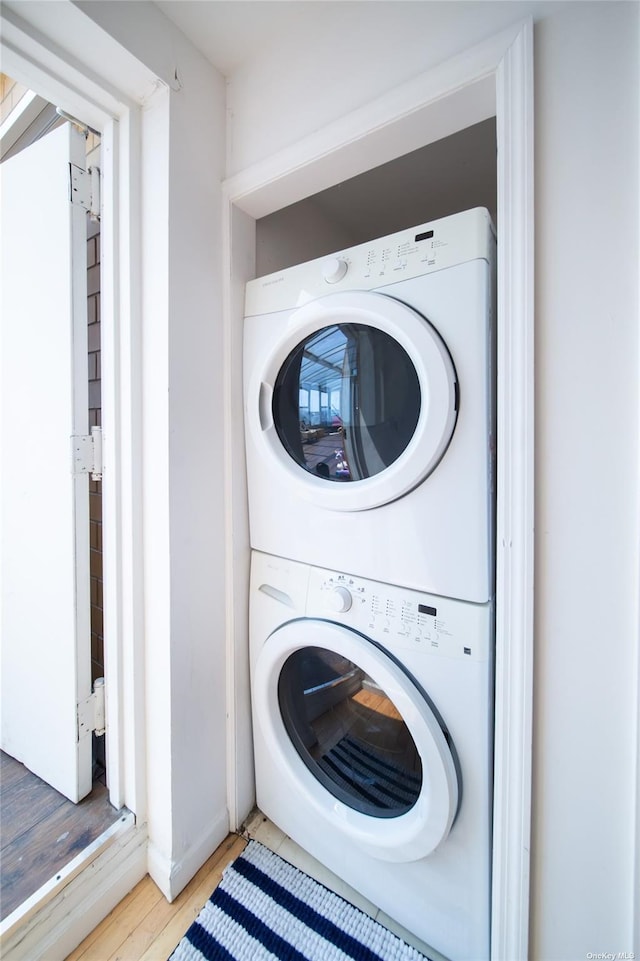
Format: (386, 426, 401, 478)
(77, 678, 106, 740)
(71, 426, 102, 480)
(69, 163, 101, 221)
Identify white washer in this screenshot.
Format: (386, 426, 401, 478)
(250, 550, 494, 961)
(243, 207, 496, 604)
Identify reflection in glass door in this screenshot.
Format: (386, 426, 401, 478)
(278, 646, 423, 818)
(273, 324, 421, 483)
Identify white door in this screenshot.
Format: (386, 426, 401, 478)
(0, 123, 93, 802)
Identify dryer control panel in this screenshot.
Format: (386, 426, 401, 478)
(307, 564, 492, 663)
(245, 206, 495, 316)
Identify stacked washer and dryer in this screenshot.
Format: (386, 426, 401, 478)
(243, 207, 496, 961)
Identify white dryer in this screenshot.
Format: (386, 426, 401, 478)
(250, 550, 494, 961)
(243, 207, 495, 604)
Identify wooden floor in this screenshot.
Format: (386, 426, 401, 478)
(65, 833, 247, 961)
(0, 751, 120, 920)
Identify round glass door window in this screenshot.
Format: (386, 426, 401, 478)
(272, 324, 421, 482)
(278, 645, 423, 818)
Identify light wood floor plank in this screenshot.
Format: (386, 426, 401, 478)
(104, 883, 187, 961)
(73, 877, 164, 961)
(65, 833, 246, 961)
(137, 834, 247, 961)
(64, 876, 160, 961)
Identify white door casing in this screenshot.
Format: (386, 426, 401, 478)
(0, 122, 93, 803)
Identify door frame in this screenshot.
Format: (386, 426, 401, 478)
(222, 19, 534, 961)
(0, 4, 153, 954)
(0, 0, 152, 820)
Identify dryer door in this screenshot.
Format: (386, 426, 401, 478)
(253, 619, 459, 862)
(247, 291, 457, 512)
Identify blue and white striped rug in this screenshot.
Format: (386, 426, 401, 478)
(169, 839, 432, 961)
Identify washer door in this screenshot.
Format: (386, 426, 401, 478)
(253, 619, 459, 862)
(247, 291, 457, 512)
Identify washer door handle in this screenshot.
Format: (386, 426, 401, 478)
(258, 381, 274, 431)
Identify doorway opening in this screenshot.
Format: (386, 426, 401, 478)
(0, 76, 120, 921)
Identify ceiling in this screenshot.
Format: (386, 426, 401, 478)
(154, 0, 340, 75)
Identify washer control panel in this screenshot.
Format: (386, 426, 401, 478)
(309, 564, 491, 662)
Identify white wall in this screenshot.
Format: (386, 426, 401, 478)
(255, 198, 357, 276)
(225, 0, 554, 175)
(142, 34, 229, 901)
(165, 41, 228, 893)
(74, 0, 231, 898)
(531, 5, 639, 956)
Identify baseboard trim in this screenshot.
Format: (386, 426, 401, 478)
(148, 809, 230, 902)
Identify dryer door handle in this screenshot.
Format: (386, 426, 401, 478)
(258, 381, 274, 431)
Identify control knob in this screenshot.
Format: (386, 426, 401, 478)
(326, 586, 352, 613)
(322, 258, 348, 284)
